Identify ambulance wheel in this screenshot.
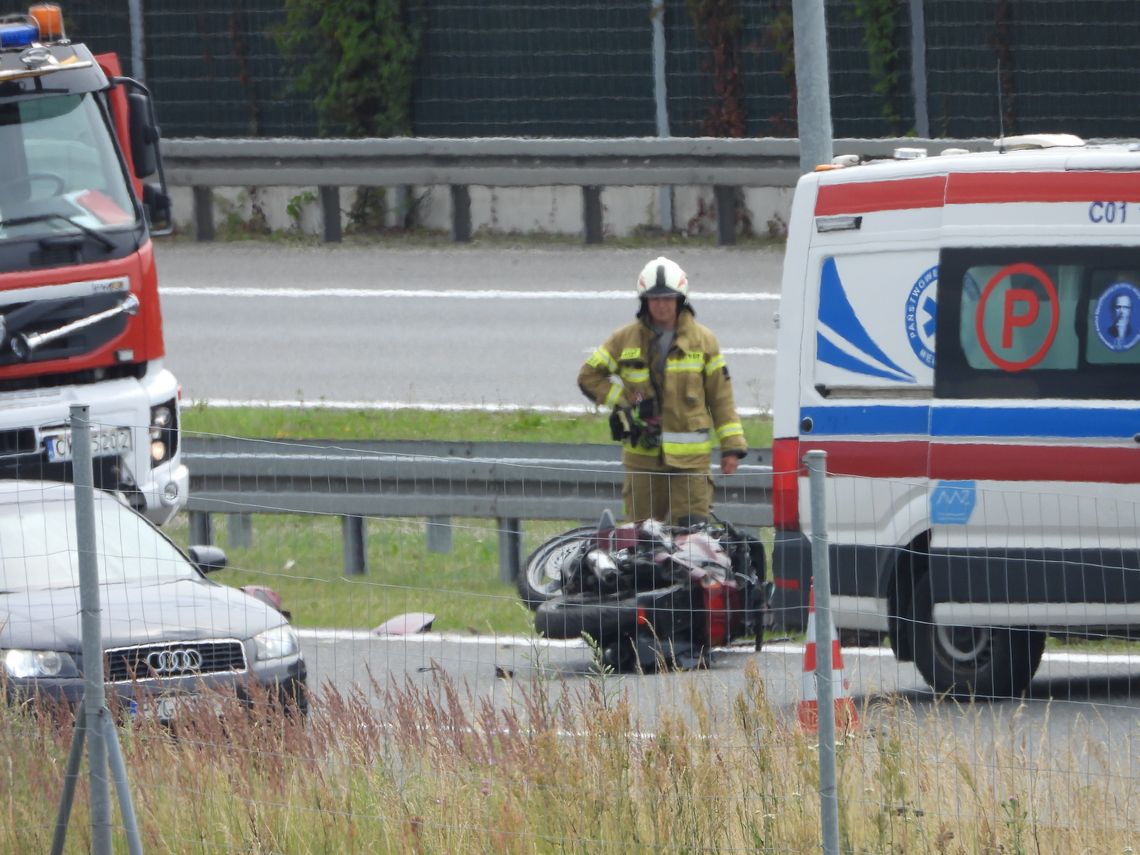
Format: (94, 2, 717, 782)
(518, 526, 594, 609)
(911, 571, 1045, 699)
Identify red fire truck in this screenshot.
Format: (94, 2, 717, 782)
(0, 4, 185, 525)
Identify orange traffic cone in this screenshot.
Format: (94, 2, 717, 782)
(797, 580, 859, 733)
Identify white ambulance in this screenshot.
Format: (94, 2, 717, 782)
(771, 134, 1140, 697)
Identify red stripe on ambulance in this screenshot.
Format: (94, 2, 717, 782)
(815, 176, 946, 215)
(946, 171, 1140, 204)
(801, 440, 1140, 483)
(814, 170, 1140, 216)
(929, 443, 1140, 483)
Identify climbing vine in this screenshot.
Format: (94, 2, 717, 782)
(277, 0, 423, 230)
(277, 0, 423, 138)
(762, 0, 796, 136)
(852, 0, 905, 134)
(685, 0, 747, 137)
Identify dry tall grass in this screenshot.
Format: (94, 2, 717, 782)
(3, 662, 1135, 853)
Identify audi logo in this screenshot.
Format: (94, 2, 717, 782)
(146, 648, 203, 675)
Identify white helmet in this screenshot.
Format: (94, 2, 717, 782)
(636, 256, 688, 300)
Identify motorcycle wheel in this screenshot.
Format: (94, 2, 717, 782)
(517, 526, 596, 609)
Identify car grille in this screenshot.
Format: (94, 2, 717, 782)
(104, 640, 248, 683)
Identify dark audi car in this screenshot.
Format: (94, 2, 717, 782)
(0, 481, 306, 718)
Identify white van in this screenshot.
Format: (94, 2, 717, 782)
(771, 134, 1140, 697)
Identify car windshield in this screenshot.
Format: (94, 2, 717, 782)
(0, 495, 197, 591)
(0, 92, 137, 242)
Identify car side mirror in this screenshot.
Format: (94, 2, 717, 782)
(189, 545, 227, 573)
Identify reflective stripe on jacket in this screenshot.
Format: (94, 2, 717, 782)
(577, 306, 747, 469)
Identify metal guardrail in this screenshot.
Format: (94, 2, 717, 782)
(182, 437, 773, 580)
(163, 136, 993, 244)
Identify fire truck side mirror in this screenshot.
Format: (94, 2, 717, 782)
(143, 183, 172, 235)
(127, 90, 159, 179)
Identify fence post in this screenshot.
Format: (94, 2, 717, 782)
(343, 514, 368, 576)
(805, 449, 840, 855)
(227, 513, 253, 549)
(714, 185, 737, 245)
(450, 185, 471, 242)
(127, 0, 145, 82)
(189, 510, 214, 545)
(319, 186, 342, 243)
(58, 405, 143, 855)
(651, 0, 673, 233)
(909, 0, 930, 138)
(498, 518, 522, 583)
(583, 185, 603, 244)
(192, 187, 215, 241)
(426, 516, 453, 553)
(792, 0, 834, 173)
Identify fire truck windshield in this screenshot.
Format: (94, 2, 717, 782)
(0, 92, 138, 244)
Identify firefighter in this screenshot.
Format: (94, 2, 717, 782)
(577, 256, 747, 525)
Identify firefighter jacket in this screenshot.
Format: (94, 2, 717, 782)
(578, 305, 747, 470)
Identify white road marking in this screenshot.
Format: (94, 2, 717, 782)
(189, 398, 771, 416)
(161, 286, 778, 301)
(297, 629, 1140, 666)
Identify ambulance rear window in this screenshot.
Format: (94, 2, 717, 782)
(936, 247, 1140, 399)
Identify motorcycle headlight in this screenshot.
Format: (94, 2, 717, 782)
(3, 649, 79, 679)
(252, 626, 300, 662)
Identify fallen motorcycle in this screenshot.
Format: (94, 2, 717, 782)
(523, 511, 770, 672)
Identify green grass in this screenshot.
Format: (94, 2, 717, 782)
(182, 401, 773, 447)
(164, 511, 565, 636)
(177, 404, 773, 632)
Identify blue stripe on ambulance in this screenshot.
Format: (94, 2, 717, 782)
(801, 404, 1140, 439)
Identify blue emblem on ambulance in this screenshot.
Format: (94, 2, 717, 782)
(1094, 282, 1140, 352)
(816, 258, 916, 382)
(905, 266, 937, 368)
(931, 481, 976, 525)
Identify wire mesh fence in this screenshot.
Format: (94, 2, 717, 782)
(58, 1, 1140, 140)
(2, 428, 1138, 851)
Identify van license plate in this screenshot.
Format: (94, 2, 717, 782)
(44, 426, 133, 463)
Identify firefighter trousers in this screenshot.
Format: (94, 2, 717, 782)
(621, 455, 713, 525)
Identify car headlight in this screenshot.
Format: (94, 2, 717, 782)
(252, 626, 300, 662)
(3, 649, 79, 679)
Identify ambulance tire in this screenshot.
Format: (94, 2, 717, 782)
(911, 571, 1046, 699)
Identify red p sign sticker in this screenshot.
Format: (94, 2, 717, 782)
(1002, 288, 1039, 348)
(976, 263, 1059, 371)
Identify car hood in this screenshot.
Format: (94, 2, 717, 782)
(0, 578, 287, 650)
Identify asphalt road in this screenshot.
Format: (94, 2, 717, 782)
(154, 241, 784, 414)
(298, 630, 1140, 746)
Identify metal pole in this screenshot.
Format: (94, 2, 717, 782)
(49, 716, 86, 855)
(805, 449, 840, 855)
(651, 0, 673, 232)
(102, 714, 144, 855)
(909, 0, 929, 137)
(128, 0, 145, 83)
(71, 405, 114, 855)
(792, 0, 834, 172)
